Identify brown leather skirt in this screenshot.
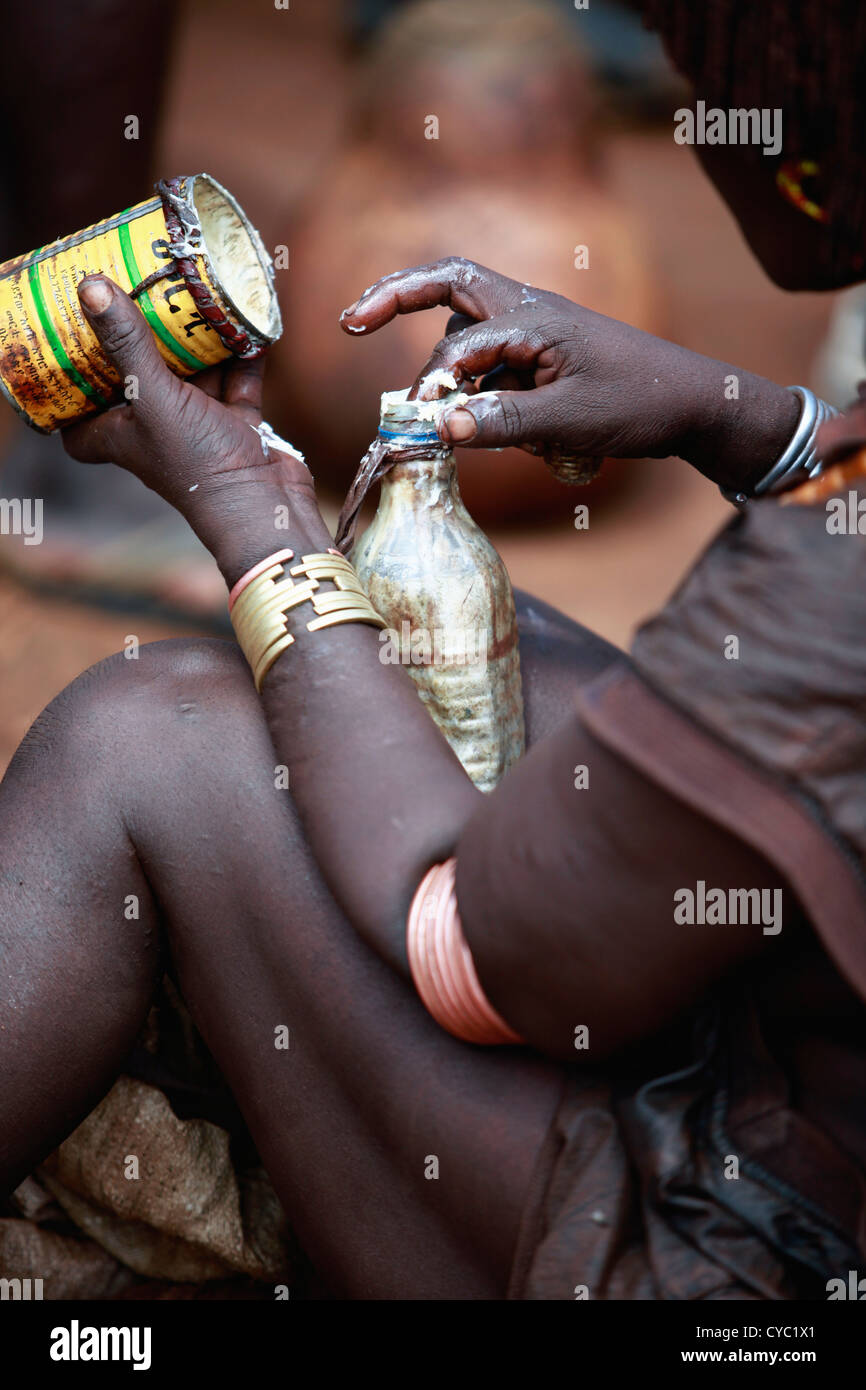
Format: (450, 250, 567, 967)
(509, 978, 866, 1300)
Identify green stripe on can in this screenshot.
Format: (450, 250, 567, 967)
(27, 263, 111, 407)
(117, 220, 204, 373)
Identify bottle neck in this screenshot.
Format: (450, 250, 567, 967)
(377, 416, 442, 450)
(377, 386, 463, 451)
(383, 446, 456, 486)
(374, 384, 468, 506)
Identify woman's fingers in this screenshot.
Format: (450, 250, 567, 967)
(77, 276, 182, 427)
(477, 363, 533, 395)
(61, 403, 136, 464)
(222, 354, 266, 421)
(193, 364, 226, 400)
(408, 313, 552, 398)
(438, 383, 567, 449)
(339, 261, 599, 454)
(444, 311, 476, 337)
(339, 257, 530, 335)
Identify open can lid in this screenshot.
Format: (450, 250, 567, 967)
(160, 173, 282, 358)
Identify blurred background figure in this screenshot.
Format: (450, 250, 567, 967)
(272, 0, 662, 523)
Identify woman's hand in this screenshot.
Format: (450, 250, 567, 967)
(340, 257, 799, 493)
(62, 275, 322, 579)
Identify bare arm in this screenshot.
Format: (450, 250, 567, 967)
(60, 275, 785, 1058)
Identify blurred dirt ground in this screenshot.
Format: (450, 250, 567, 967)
(0, 0, 834, 775)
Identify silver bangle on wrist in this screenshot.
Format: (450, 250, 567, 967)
(721, 385, 840, 506)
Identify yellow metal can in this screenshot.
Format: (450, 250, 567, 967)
(0, 173, 282, 433)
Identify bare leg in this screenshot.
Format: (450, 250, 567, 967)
(0, 664, 164, 1187)
(0, 611, 618, 1296)
(514, 586, 621, 742)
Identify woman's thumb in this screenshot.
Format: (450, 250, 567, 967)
(438, 389, 553, 449)
(77, 275, 167, 406)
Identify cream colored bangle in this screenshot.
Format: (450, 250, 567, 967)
(229, 548, 386, 691)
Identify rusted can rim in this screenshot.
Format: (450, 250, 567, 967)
(157, 174, 281, 361)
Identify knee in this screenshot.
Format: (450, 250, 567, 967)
(513, 590, 622, 744)
(103, 634, 246, 696)
(90, 635, 249, 698)
(85, 637, 261, 748)
(514, 589, 620, 674)
(8, 638, 254, 781)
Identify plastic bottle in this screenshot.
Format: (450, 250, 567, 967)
(349, 387, 525, 792)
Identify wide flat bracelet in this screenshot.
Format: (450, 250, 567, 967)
(229, 549, 386, 691)
(721, 385, 840, 506)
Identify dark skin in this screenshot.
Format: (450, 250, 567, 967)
(0, 276, 793, 1299)
(694, 146, 846, 293)
(4, 47, 863, 1289)
(339, 257, 802, 496)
